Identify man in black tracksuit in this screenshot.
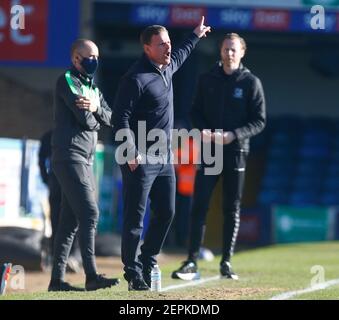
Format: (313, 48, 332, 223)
(48, 39, 119, 291)
(113, 18, 211, 291)
(172, 33, 266, 280)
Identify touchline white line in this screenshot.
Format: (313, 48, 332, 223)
(161, 276, 220, 292)
(270, 279, 339, 300)
(162, 277, 339, 299)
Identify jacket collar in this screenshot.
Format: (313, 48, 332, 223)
(141, 53, 167, 73)
(210, 62, 248, 79)
(70, 65, 93, 85)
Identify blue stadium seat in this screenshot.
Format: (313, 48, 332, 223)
(322, 176, 339, 192)
(257, 116, 336, 207)
(270, 131, 300, 147)
(295, 161, 327, 177)
(262, 175, 291, 190)
(288, 191, 319, 206)
(302, 131, 330, 147)
(269, 115, 302, 134)
(319, 192, 339, 206)
(265, 162, 295, 177)
(292, 176, 322, 192)
(299, 145, 330, 159)
(258, 190, 288, 206)
(329, 150, 339, 162)
(268, 145, 298, 161)
(250, 133, 268, 152)
(327, 163, 339, 176)
(331, 138, 339, 150)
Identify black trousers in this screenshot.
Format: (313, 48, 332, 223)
(51, 162, 99, 281)
(48, 173, 61, 256)
(174, 193, 193, 246)
(188, 149, 248, 263)
(120, 160, 176, 281)
(48, 173, 80, 258)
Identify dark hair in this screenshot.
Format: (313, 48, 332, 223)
(221, 33, 247, 51)
(140, 25, 168, 45)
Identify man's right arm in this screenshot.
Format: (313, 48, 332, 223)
(170, 16, 211, 74)
(58, 76, 101, 131)
(112, 76, 141, 162)
(170, 33, 200, 74)
(233, 77, 266, 141)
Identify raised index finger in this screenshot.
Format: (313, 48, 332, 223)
(200, 16, 205, 27)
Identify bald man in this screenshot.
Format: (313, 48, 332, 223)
(48, 39, 120, 291)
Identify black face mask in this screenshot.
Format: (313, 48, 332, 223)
(80, 57, 99, 76)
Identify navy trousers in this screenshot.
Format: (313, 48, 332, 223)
(120, 160, 176, 281)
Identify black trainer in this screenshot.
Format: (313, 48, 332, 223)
(48, 280, 85, 292)
(171, 260, 200, 281)
(128, 278, 150, 291)
(85, 274, 120, 291)
(220, 261, 239, 280)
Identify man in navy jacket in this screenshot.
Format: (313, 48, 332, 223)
(113, 17, 211, 290)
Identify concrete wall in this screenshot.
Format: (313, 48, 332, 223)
(0, 75, 53, 139)
(246, 47, 339, 117)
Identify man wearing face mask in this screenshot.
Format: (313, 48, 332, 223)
(48, 39, 120, 291)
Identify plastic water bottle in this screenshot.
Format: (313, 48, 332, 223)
(151, 264, 161, 292)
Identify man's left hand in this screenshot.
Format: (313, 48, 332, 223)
(223, 131, 236, 145)
(193, 16, 211, 38)
(214, 131, 235, 145)
(76, 97, 98, 113)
